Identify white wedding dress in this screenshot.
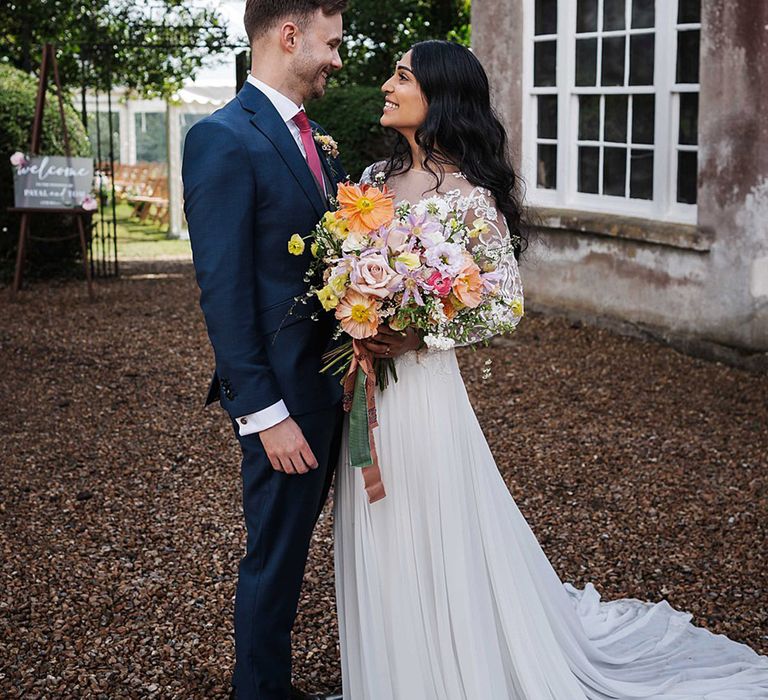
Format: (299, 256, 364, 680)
(333, 166, 768, 699)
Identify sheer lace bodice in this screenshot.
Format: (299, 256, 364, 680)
(360, 163, 524, 344)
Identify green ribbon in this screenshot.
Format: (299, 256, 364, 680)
(348, 368, 373, 469)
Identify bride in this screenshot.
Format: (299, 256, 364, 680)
(333, 40, 768, 699)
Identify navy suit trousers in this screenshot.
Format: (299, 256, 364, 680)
(231, 403, 344, 699)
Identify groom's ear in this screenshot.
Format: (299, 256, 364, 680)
(279, 21, 300, 53)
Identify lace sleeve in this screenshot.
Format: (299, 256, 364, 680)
(458, 186, 524, 345)
(360, 161, 386, 185)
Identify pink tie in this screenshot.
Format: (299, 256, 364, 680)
(292, 110, 325, 195)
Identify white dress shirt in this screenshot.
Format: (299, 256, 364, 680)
(235, 75, 321, 436)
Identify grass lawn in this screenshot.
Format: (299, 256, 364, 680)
(96, 201, 192, 261)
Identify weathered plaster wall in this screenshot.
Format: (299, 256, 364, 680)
(697, 0, 768, 350)
(472, 0, 768, 353)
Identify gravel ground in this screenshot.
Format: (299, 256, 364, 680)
(1, 260, 766, 698)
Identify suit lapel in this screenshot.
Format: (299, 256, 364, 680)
(237, 83, 326, 218)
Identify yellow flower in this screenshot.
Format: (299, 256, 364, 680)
(288, 234, 305, 255)
(322, 211, 350, 240)
(335, 218, 350, 240)
(510, 297, 524, 318)
(393, 251, 420, 270)
(469, 217, 490, 238)
(328, 272, 349, 296)
(316, 285, 340, 311)
(311, 242, 320, 258)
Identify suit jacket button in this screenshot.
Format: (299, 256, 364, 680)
(239, 417, 248, 425)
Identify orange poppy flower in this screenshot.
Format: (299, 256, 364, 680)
(336, 182, 395, 233)
(335, 289, 382, 339)
(453, 260, 484, 309)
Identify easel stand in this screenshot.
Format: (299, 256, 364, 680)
(9, 43, 94, 301)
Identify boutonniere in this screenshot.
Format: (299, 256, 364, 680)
(313, 130, 340, 159)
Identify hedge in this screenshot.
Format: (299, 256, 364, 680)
(0, 63, 91, 281)
(308, 84, 396, 182)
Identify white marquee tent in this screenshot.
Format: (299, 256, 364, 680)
(84, 83, 235, 238)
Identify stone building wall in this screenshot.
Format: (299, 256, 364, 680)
(473, 0, 768, 356)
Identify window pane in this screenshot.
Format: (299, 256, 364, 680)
(629, 34, 655, 85)
(604, 95, 628, 143)
(601, 36, 626, 86)
(630, 149, 654, 199)
(577, 0, 598, 33)
(135, 112, 167, 162)
(535, 0, 558, 35)
(578, 146, 600, 194)
(576, 38, 598, 86)
(632, 0, 655, 28)
(537, 95, 558, 139)
(537, 144, 558, 189)
(604, 147, 627, 196)
(678, 0, 701, 24)
(632, 94, 655, 144)
(603, 0, 625, 31)
(579, 95, 600, 141)
(534, 40, 557, 87)
(677, 151, 698, 203)
(677, 30, 700, 84)
(679, 93, 699, 145)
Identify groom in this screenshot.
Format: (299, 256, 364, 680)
(182, 1, 349, 698)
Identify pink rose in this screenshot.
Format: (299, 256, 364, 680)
(384, 227, 410, 253)
(350, 253, 402, 299)
(10, 151, 27, 167)
(426, 270, 453, 297)
(81, 195, 98, 212)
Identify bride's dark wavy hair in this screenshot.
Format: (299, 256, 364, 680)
(382, 40, 528, 255)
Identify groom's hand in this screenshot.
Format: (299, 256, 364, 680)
(259, 417, 318, 475)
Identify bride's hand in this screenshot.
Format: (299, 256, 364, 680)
(361, 325, 422, 359)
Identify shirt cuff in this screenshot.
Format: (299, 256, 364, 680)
(236, 400, 289, 436)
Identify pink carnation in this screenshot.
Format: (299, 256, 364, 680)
(425, 270, 453, 297)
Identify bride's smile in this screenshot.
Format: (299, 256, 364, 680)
(380, 50, 428, 132)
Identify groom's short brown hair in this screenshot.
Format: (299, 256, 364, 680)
(244, 0, 348, 43)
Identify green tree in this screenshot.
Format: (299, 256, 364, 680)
(337, 0, 471, 88)
(0, 0, 229, 98)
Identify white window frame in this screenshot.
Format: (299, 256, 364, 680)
(522, 0, 699, 225)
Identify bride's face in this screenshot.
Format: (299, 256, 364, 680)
(380, 51, 428, 132)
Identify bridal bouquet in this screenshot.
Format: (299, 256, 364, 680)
(290, 178, 522, 379)
(288, 176, 522, 504)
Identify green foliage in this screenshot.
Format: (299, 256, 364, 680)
(0, 0, 228, 98)
(337, 0, 471, 88)
(0, 63, 91, 281)
(309, 85, 397, 182)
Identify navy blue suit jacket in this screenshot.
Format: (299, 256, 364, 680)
(182, 82, 345, 419)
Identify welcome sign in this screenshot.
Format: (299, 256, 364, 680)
(12, 155, 93, 209)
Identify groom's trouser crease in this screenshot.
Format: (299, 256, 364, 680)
(232, 403, 343, 699)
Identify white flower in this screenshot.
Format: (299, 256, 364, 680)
(10, 151, 27, 167)
(413, 196, 450, 220)
(341, 230, 369, 253)
(425, 242, 464, 275)
(423, 334, 455, 351)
